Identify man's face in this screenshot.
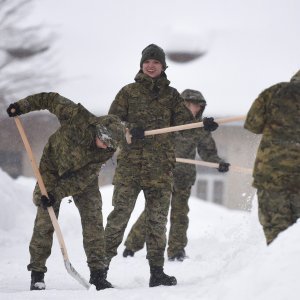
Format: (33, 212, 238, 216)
(95, 137, 108, 149)
(185, 101, 205, 117)
(142, 59, 163, 78)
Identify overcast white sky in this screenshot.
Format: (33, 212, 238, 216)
(26, 0, 300, 116)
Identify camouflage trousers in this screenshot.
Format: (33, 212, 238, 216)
(27, 182, 106, 273)
(125, 184, 192, 258)
(105, 183, 171, 267)
(257, 188, 300, 245)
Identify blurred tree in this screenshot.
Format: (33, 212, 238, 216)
(0, 0, 57, 116)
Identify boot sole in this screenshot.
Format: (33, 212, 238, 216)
(149, 278, 177, 287)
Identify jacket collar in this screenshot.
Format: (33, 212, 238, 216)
(134, 70, 170, 91)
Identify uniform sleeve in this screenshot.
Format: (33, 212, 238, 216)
(51, 163, 101, 200)
(244, 93, 267, 134)
(171, 90, 194, 126)
(244, 83, 287, 134)
(197, 129, 223, 163)
(108, 88, 129, 125)
(16, 92, 79, 124)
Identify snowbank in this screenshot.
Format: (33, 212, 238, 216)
(0, 168, 299, 300)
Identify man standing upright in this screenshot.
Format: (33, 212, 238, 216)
(123, 89, 229, 261)
(105, 45, 218, 287)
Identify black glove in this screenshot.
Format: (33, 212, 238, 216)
(203, 117, 219, 132)
(6, 103, 21, 117)
(130, 127, 145, 139)
(40, 194, 55, 209)
(218, 162, 230, 173)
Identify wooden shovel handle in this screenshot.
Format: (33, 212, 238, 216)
(176, 157, 252, 174)
(125, 115, 246, 144)
(146, 115, 246, 136)
(14, 116, 69, 260)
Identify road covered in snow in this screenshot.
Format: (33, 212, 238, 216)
(0, 168, 299, 300)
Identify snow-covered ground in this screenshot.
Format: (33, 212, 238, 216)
(0, 167, 299, 300)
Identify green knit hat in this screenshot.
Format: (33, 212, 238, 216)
(140, 44, 167, 70)
(181, 89, 206, 105)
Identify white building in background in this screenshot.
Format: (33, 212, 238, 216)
(191, 123, 260, 210)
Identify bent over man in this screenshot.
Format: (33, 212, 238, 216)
(7, 92, 125, 291)
(244, 70, 300, 244)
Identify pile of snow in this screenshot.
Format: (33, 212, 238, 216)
(0, 169, 36, 244)
(0, 168, 299, 299)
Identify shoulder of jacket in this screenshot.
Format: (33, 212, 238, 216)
(119, 82, 140, 93)
(163, 86, 181, 99)
(259, 82, 287, 97)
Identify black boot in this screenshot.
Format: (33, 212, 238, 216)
(149, 266, 177, 287)
(168, 249, 187, 262)
(123, 248, 135, 257)
(30, 271, 46, 291)
(103, 266, 109, 279)
(89, 269, 113, 290)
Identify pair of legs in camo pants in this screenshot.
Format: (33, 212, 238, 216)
(123, 184, 192, 261)
(257, 188, 300, 245)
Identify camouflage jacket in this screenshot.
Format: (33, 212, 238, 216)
(109, 71, 193, 188)
(173, 114, 223, 188)
(16, 92, 121, 199)
(244, 82, 300, 190)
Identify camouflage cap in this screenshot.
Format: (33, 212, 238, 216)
(290, 69, 300, 82)
(140, 44, 167, 70)
(95, 115, 125, 149)
(96, 125, 117, 149)
(181, 89, 206, 105)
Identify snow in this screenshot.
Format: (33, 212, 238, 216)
(2, 1, 299, 298)
(1, 167, 299, 300)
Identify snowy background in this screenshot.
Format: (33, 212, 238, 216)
(1, 168, 300, 299)
(23, 0, 300, 116)
(1, 0, 300, 299)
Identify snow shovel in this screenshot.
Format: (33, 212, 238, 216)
(125, 115, 246, 144)
(176, 158, 252, 174)
(14, 116, 90, 290)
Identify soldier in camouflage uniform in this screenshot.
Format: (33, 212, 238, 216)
(7, 92, 126, 291)
(123, 89, 229, 261)
(105, 44, 219, 287)
(244, 70, 300, 245)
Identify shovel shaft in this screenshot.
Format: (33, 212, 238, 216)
(145, 115, 246, 136)
(176, 157, 253, 174)
(126, 115, 246, 143)
(14, 116, 69, 260)
(14, 116, 90, 289)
